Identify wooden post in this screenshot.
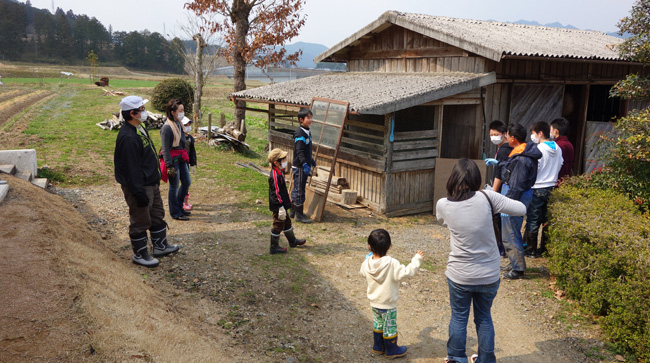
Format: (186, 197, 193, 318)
(220, 112, 226, 127)
(208, 113, 212, 140)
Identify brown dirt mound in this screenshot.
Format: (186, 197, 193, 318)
(0, 175, 232, 362)
(0, 175, 91, 361)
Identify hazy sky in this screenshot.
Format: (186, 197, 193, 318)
(28, 0, 636, 47)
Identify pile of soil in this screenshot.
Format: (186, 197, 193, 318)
(0, 176, 91, 361)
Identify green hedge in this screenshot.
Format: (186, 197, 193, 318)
(548, 186, 650, 361)
(151, 78, 194, 114)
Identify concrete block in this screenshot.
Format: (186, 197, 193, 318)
(0, 149, 38, 177)
(16, 170, 33, 182)
(0, 164, 17, 175)
(0, 184, 8, 204)
(32, 178, 48, 189)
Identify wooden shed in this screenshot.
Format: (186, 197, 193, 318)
(232, 10, 647, 216)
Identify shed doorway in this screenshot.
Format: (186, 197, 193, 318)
(439, 104, 481, 159)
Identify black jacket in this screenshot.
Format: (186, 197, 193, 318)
(114, 122, 161, 199)
(268, 166, 291, 212)
(292, 126, 314, 168)
(494, 143, 513, 182)
(185, 134, 197, 166)
(502, 143, 542, 200)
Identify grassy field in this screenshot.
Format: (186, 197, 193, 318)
(2, 70, 272, 213)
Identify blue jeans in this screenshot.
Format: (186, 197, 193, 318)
(500, 186, 531, 272)
(447, 278, 500, 363)
(524, 187, 553, 246)
(168, 162, 191, 218)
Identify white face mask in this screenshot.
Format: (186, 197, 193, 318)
(281, 161, 288, 169)
(184, 126, 191, 133)
(530, 133, 540, 144)
(138, 110, 147, 122)
(176, 112, 185, 121)
(490, 135, 503, 145)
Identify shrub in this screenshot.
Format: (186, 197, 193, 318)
(548, 185, 650, 360)
(573, 108, 650, 213)
(151, 78, 194, 115)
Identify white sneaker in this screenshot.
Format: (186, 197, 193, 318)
(471, 354, 478, 362)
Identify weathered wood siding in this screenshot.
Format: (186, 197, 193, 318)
(497, 58, 648, 83)
(509, 84, 564, 132)
(385, 169, 436, 216)
(337, 25, 489, 73)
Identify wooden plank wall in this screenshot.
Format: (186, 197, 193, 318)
(498, 58, 647, 83)
(385, 169, 435, 216)
(483, 83, 511, 159)
(509, 85, 563, 131)
(391, 129, 438, 171)
(343, 26, 488, 73)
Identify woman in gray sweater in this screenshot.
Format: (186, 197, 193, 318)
(436, 158, 526, 363)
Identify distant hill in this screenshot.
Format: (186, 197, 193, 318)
(283, 42, 328, 68)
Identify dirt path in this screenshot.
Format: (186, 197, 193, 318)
(45, 178, 609, 362)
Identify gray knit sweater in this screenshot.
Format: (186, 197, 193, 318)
(436, 190, 526, 285)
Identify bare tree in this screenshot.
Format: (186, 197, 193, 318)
(185, 0, 307, 131)
(170, 13, 224, 128)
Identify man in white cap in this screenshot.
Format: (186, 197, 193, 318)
(114, 95, 179, 267)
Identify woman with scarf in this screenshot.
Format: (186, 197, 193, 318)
(160, 99, 191, 220)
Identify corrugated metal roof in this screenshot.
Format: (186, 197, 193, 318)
(231, 71, 496, 115)
(315, 11, 625, 63)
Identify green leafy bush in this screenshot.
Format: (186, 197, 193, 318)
(151, 78, 194, 114)
(548, 186, 650, 360)
(567, 108, 650, 213)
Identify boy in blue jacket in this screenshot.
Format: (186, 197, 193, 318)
(290, 107, 316, 223)
(500, 123, 542, 279)
(268, 148, 306, 254)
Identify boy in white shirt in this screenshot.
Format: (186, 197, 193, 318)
(359, 229, 424, 358)
(524, 121, 563, 257)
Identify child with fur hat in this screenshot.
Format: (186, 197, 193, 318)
(360, 229, 424, 358)
(267, 148, 306, 254)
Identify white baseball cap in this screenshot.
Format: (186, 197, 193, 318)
(120, 95, 149, 111)
(181, 116, 192, 125)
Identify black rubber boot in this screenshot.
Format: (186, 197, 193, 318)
(284, 227, 306, 248)
(270, 233, 287, 255)
(294, 204, 313, 224)
(151, 223, 179, 257)
(130, 231, 159, 268)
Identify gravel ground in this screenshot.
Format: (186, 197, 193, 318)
(50, 182, 617, 362)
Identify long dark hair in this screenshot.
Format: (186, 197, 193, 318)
(446, 158, 482, 201)
(165, 99, 183, 121)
